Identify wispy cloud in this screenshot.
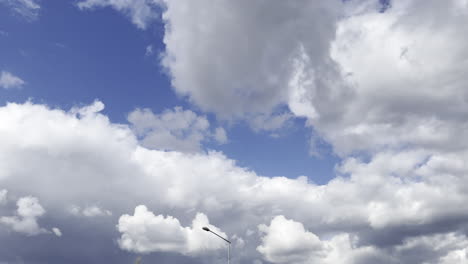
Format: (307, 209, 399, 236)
(145, 44, 154, 56)
(0, 0, 41, 21)
(77, 0, 158, 30)
(0, 71, 25, 89)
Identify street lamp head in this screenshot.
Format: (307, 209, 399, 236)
(201, 226, 231, 264)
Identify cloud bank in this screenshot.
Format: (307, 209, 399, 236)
(1, 100, 468, 263)
(4, 0, 468, 263)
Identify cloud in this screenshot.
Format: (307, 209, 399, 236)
(52, 227, 62, 237)
(128, 107, 227, 152)
(0, 0, 40, 21)
(117, 205, 226, 255)
(76, 0, 159, 30)
(257, 215, 329, 264)
(145, 44, 154, 56)
(315, 0, 468, 155)
(158, 0, 343, 120)
(0, 196, 47, 236)
(248, 112, 294, 135)
(213, 127, 227, 144)
(2, 101, 468, 262)
(69, 205, 112, 217)
(3, 0, 468, 263)
(155, 0, 468, 160)
(0, 189, 7, 205)
(0, 71, 25, 89)
(70, 99, 105, 117)
(257, 216, 468, 264)
(257, 216, 386, 264)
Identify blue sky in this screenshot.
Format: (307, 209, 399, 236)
(2, 1, 468, 264)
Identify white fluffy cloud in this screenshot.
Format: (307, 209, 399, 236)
(257, 215, 329, 264)
(128, 107, 226, 152)
(1, 101, 468, 263)
(0, 196, 47, 236)
(117, 205, 226, 255)
(257, 215, 386, 264)
(257, 216, 468, 264)
(317, 0, 468, 155)
(0, 71, 25, 89)
(0, 0, 40, 20)
(158, 0, 343, 119)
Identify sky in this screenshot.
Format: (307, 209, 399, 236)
(1, 0, 468, 263)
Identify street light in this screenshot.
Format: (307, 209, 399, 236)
(202, 226, 231, 264)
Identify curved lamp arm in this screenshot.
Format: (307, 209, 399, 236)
(202, 226, 231, 264)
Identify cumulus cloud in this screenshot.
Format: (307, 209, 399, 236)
(1, 101, 468, 263)
(257, 215, 329, 263)
(257, 216, 384, 264)
(318, 0, 468, 155)
(77, 0, 159, 29)
(0, 71, 25, 89)
(128, 107, 227, 152)
(0, 0, 40, 20)
(158, 0, 343, 120)
(0, 196, 47, 236)
(117, 205, 226, 255)
(257, 216, 468, 264)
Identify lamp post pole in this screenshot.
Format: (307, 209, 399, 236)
(202, 226, 231, 264)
